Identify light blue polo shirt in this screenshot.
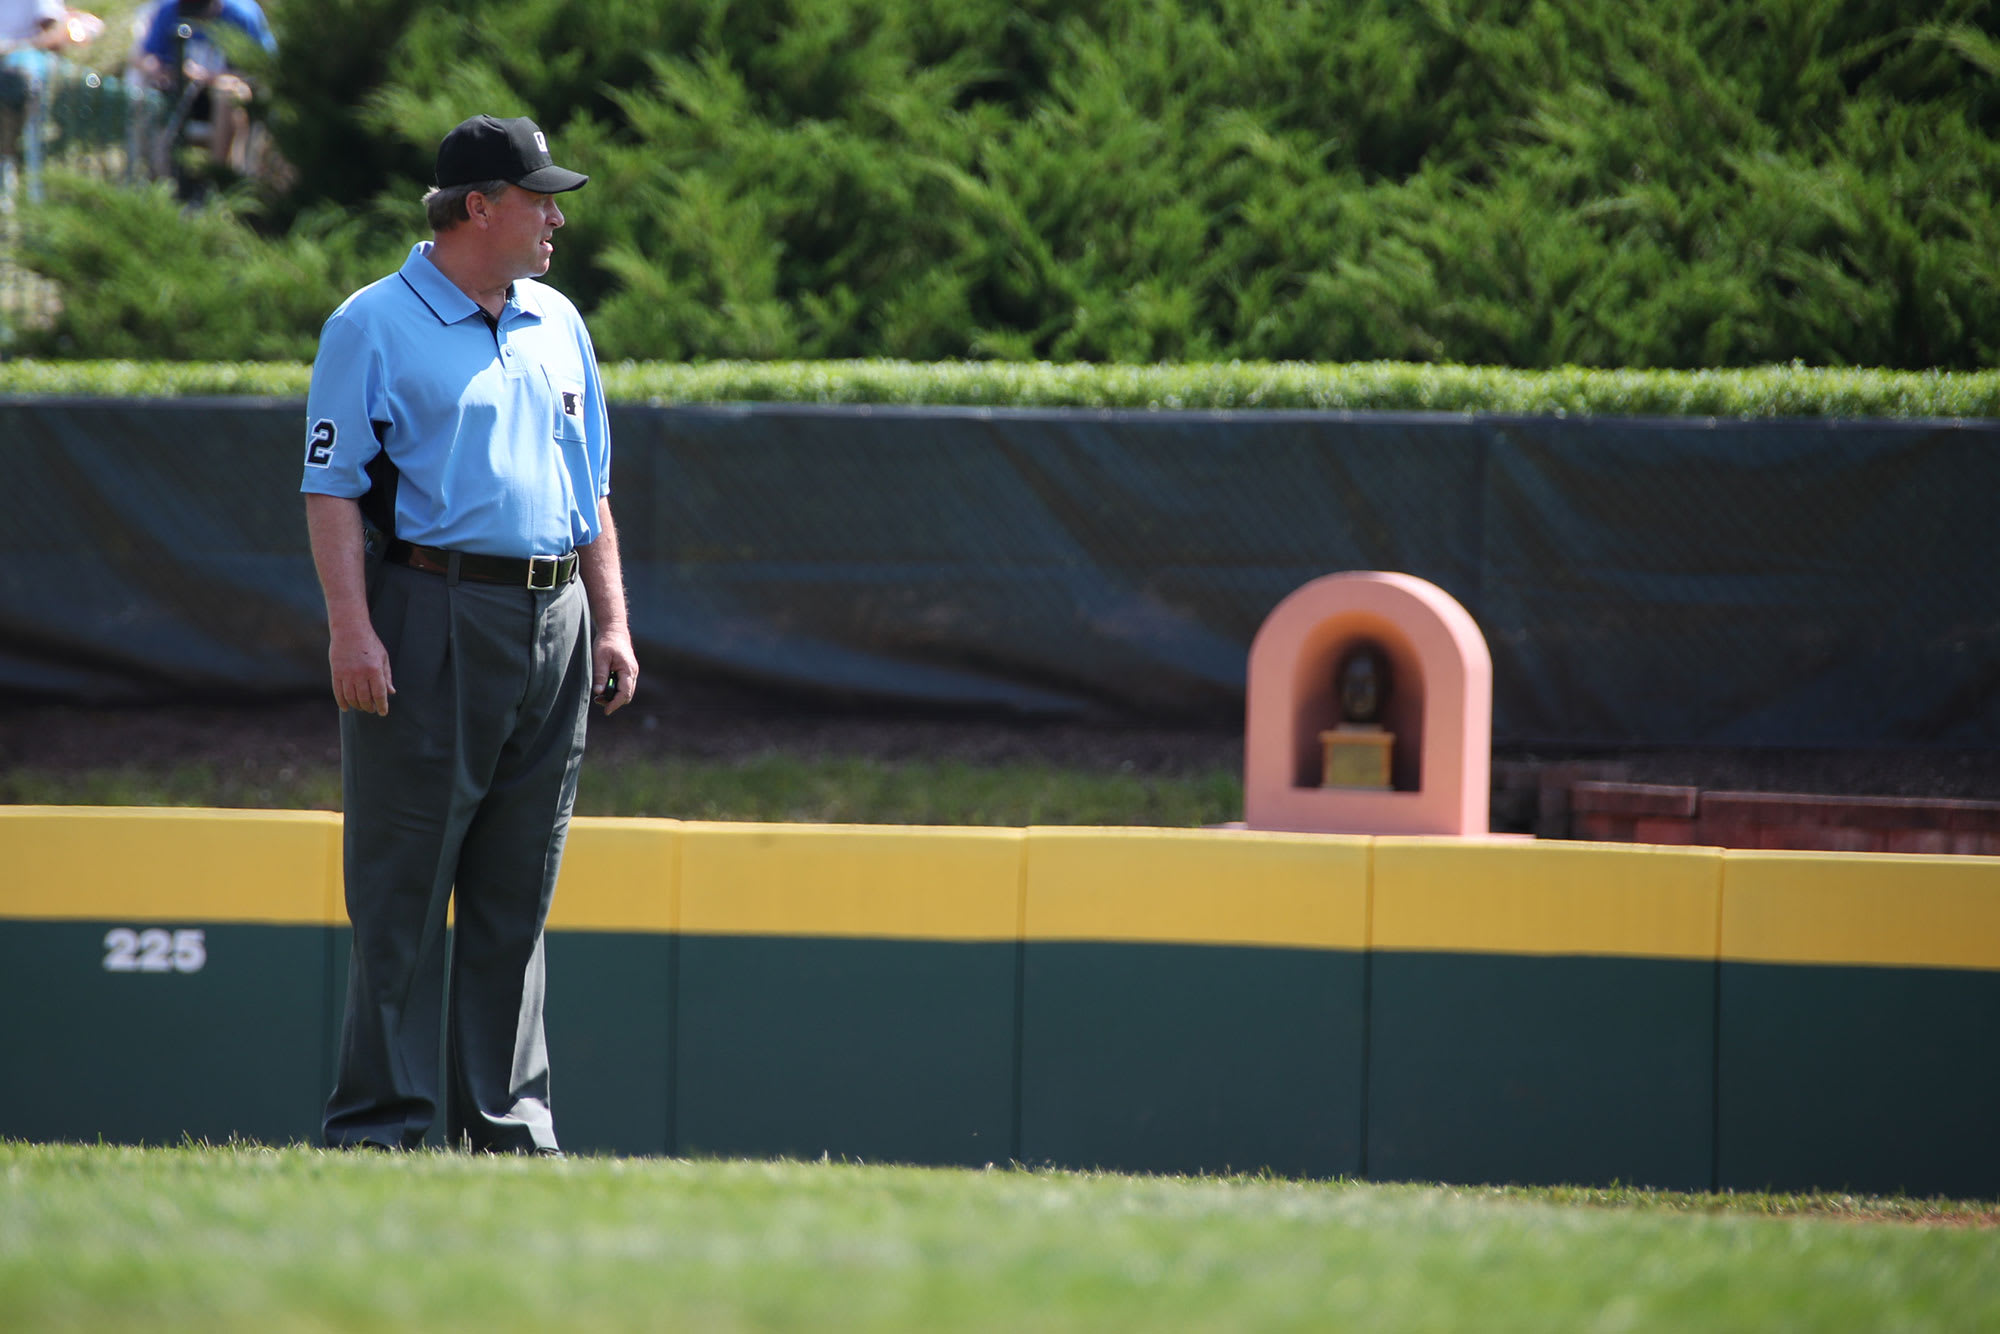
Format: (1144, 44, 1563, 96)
(301, 242, 610, 558)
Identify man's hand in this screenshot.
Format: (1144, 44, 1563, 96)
(592, 628, 638, 715)
(330, 624, 395, 716)
(305, 494, 393, 716)
(579, 497, 638, 716)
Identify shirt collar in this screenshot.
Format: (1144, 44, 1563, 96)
(399, 241, 544, 327)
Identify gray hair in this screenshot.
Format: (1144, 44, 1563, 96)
(423, 179, 512, 231)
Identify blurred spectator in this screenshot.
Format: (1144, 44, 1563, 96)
(134, 0, 272, 173)
(1, 2, 102, 191)
(1, 2, 102, 79)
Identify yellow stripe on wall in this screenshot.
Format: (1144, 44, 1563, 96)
(677, 822, 1024, 941)
(8, 809, 1998, 972)
(546, 818, 679, 932)
(0, 806, 341, 926)
(1372, 837, 1723, 960)
(1722, 850, 2000, 971)
(1024, 826, 1369, 949)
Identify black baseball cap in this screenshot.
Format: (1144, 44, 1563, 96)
(435, 115, 588, 193)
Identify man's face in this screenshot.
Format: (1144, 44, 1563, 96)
(476, 185, 566, 281)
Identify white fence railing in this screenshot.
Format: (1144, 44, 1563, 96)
(2, 62, 172, 346)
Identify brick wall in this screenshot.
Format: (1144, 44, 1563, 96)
(1569, 782, 2000, 855)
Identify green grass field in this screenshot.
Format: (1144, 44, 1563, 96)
(1, 1144, 1994, 1333)
(0, 752, 1244, 827)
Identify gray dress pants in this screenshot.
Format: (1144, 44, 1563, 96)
(323, 555, 591, 1153)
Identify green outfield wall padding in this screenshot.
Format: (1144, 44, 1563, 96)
(7, 813, 2000, 1196)
(6, 399, 1998, 747)
(673, 936, 1018, 1167)
(1366, 953, 1718, 1191)
(544, 932, 675, 1157)
(0, 920, 332, 1147)
(1018, 942, 1365, 1178)
(323, 926, 347, 1140)
(1716, 962, 2000, 1200)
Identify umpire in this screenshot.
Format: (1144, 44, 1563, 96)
(301, 114, 638, 1154)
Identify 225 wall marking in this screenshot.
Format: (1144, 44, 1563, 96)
(102, 928, 207, 974)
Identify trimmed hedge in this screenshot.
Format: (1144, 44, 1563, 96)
(11, 1, 2000, 368)
(3, 359, 1995, 419)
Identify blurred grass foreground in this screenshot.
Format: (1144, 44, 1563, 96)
(1, 1143, 1995, 1334)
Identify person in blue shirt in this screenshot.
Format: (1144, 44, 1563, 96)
(135, 0, 275, 170)
(302, 113, 638, 1156)
(137, 0, 273, 66)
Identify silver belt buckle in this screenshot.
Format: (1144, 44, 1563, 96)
(526, 555, 559, 591)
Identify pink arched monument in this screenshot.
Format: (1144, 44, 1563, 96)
(1244, 572, 1492, 836)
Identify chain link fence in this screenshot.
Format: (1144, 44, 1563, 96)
(1, 60, 168, 347)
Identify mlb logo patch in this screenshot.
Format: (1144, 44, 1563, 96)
(561, 390, 582, 419)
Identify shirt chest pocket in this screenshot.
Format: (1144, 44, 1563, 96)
(543, 366, 588, 443)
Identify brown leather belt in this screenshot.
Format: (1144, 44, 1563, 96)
(385, 539, 579, 590)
